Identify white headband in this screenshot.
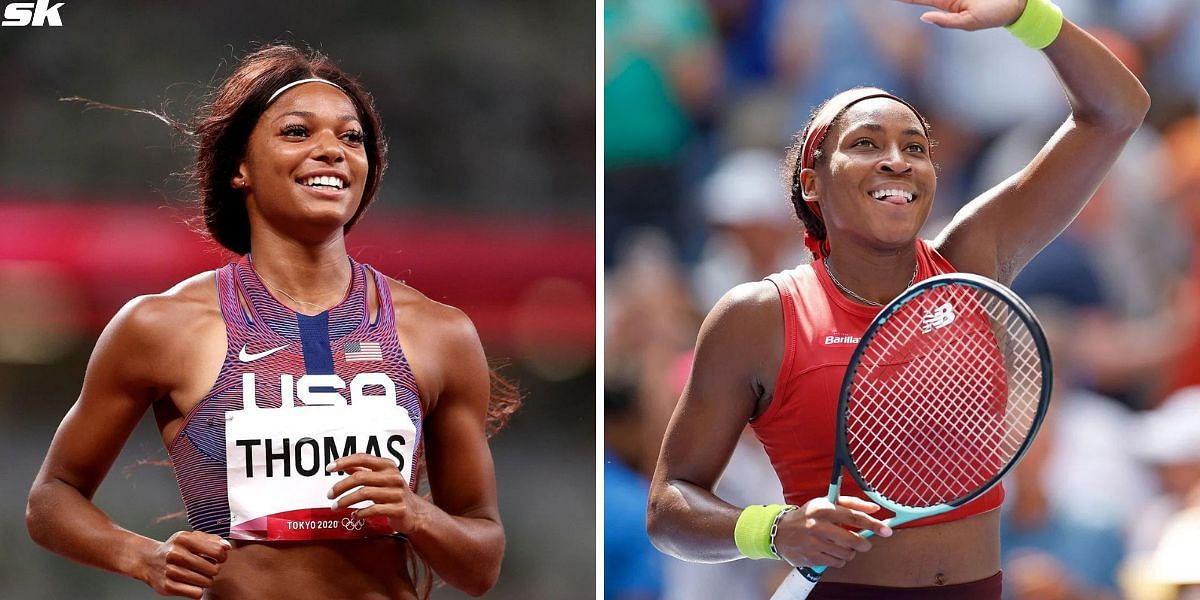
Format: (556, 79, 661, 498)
(266, 78, 346, 105)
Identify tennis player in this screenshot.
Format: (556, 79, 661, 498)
(647, 0, 1148, 597)
(26, 45, 513, 599)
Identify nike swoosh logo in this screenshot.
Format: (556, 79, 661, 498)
(238, 344, 289, 362)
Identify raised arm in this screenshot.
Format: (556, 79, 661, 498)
(26, 294, 230, 599)
(912, 0, 1152, 282)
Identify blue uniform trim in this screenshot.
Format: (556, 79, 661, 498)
(296, 312, 336, 393)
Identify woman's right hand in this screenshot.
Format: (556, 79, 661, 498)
(140, 531, 230, 598)
(772, 496, 893, 568)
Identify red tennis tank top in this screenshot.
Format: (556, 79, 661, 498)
(750, 239, 1003, 526)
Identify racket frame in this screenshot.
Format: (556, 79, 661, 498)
(791, 273, 1052, 586)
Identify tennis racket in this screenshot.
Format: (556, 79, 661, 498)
(770, 273, 1052, 600)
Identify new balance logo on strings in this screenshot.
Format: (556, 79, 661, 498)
(921, 302, 957, 333)
(2, 0, 64, 26)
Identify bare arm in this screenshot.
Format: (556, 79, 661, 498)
(647, 282, 888, 567)
(409, 310, 504, 595)
(646, 283, 775, 562)
(331, 305, 503, 596)
(909, 0, 1152, 282)
(26, 295, 229, 598)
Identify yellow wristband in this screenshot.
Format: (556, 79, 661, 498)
(1005, 0, 1064, 50)
(734, 504, 788, 560)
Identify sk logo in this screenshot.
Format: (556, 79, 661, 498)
(2, 0, 65, 27)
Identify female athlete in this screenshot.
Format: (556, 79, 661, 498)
(26, 45, 512, 599)
(647, 0, 1149, 597)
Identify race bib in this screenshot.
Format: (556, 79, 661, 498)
(225, 380, 417, 541)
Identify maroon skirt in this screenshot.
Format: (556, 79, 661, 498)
(808, 571, 1002, 600)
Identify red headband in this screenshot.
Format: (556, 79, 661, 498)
(798, 90, 928, 258)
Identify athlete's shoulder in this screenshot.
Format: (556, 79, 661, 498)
(121, 270, 219, 322)
(375, 272, 481, 345)
(718, 264, 822, 317)
(90, 271, 224, 391)
(720, 279, 782, 310)
(693, 281, 786, 410)
(108, 270, 222, 349)
(930, 231, 999, 279)
(372, 271, 485, 406)
(703, 280, 782, 337)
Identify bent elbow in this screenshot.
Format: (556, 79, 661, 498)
(1077, 87, 1151, 135)
(1132, 88, 1152, 126)
(1112, 88, 1152, 133)
(1114, 89, 1152, 133)
(461, 535, 503, 596)
(25, 488, 51, 549)
(462, 565, 500, 597)
(644, 489, 670, 553)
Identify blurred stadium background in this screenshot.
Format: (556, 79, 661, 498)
(0, 2, 594, 599)
(604, 1, 1200, 599)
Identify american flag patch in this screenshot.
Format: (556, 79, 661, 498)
(344, 341, 383, 362)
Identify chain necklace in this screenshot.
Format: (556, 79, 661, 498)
(257, 271, 348, 312)
(825, 258, 918, 307)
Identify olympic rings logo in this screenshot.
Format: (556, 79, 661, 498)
(341, 517, 365, 531)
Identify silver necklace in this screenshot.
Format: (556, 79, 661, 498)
(825, 259, 918, 307)
(258, 271, 347, 312)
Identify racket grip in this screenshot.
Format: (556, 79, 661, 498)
(769, 566, 823, 600)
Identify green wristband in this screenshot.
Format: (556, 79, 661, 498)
(734, 504, 787, 560)
(1005, 0, 1064, 50)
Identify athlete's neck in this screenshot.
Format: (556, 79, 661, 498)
(247, 229, 353, 315)
(823, 242, 919, 306)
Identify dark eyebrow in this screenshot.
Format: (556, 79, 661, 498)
(846, 122, 926, 139)
(278, 110, 360, 123)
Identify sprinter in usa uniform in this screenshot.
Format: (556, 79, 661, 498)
(27, 45, 512, 599)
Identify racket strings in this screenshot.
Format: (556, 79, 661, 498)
(846, 286, 1043, 508)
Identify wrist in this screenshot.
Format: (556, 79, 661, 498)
(734, 504, 794, 560)
(1005, 0, 1028, 27)
(121, 534, 159, 584)
(1005, 0, 1063, 49)
(769, 505, 799, 560)
(392, 495, 439, 540)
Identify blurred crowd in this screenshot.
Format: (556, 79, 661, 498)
(603, 1, 1200, 598)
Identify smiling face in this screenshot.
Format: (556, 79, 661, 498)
(802, 97, 936, 253)
(235, 82, 369, 244)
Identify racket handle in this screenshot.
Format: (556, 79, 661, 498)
(769, 566, 822, 600)
(770, 480, 838, 600)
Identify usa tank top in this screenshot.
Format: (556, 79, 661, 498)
(167, 255, 423, 538)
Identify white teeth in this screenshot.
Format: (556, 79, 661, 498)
(870, 189, 914, 202)
(302, 175, 346, 189)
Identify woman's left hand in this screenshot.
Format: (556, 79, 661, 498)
(327, 453, 433, 535)
(898, 0, 1026, 31)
